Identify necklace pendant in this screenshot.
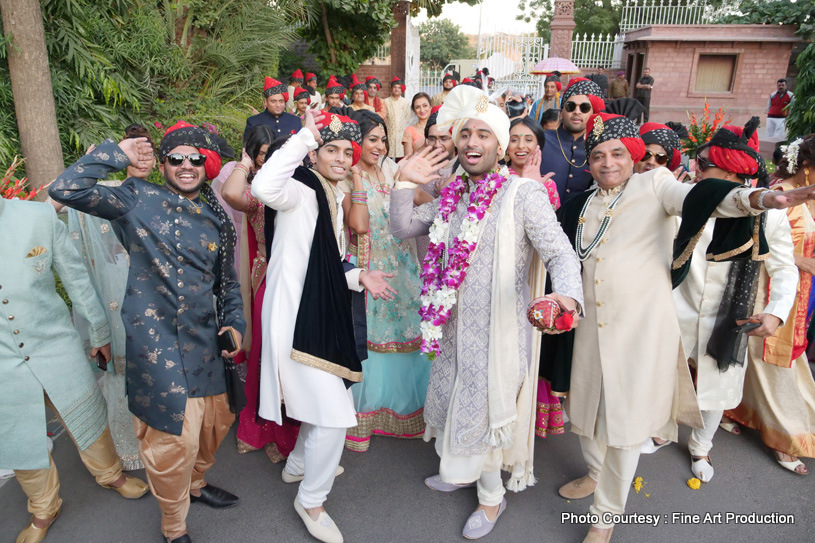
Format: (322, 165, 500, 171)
(195, 208, 201, 214)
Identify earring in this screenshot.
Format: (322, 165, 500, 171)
(805, 168, 810, 187)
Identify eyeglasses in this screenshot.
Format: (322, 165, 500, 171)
(696, 155, 718, 172)
(641, 151, 669, 165)
(426, 135, 452, 145)
(563, 101, 592, 113)
(165, 153, 207, 167)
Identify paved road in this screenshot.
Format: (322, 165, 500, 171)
(1, 413, 811, 543)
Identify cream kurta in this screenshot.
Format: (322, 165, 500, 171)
(673, 210, 798, 411)
(567, 167, 761, 448)
(251, 128, 363, 429)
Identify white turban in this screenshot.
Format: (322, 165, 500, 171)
(436, 84, 510, 152)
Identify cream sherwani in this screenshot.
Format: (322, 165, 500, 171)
(567, 167, 762, 448)
(251, 128, 362, 429)
(673, 209, 798, 412)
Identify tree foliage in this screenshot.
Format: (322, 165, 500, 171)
(714, 0, 814, 35)
(787, 43, 815, 138)
(0, 0, 304, 168)
(419, 19, 475, 68)
(298, 0, 481, 75)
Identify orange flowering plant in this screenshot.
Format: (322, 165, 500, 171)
(1, 157, 45, 200)
(682, 101, 725, 158)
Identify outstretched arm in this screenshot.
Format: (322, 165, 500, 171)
(49, 138, 151, 220)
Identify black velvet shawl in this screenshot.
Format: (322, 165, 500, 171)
(264, 166, 366, 387)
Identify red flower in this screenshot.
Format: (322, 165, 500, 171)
(554, 312, 574, 331)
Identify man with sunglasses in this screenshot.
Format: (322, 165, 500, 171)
(641, 118, 799, 485)
(539, 78, 606, 204)
(635, 122, 687, 180)
(545, 112, 815, 543)
(50, 122, 245, 543)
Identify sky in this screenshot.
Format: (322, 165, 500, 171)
(413, 0, 538, 36)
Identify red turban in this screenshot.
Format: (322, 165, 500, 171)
(159, 121, 222, 180)
(263, 77, 288, 102)
(563, 77, 605, 114)
(639, 122, 683, 170)
(290, 69, 304, 82)
(391, 76, 406, 94)
(586, 113, 646, 163)
(708, 124, 760, 177)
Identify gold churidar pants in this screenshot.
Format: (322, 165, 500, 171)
(13, 394, 122, 519)
(133, 393, 234, 540)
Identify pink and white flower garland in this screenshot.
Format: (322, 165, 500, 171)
(419, 171, 507, 360)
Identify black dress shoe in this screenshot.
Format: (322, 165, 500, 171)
(165, 534, 192, 543)
(189, 484, 239, 508)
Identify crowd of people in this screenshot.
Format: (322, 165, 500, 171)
(1, 65, 814, 543)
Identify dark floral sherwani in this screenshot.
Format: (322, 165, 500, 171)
(50, 140, 245, 435)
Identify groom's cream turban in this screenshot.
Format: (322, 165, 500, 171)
(436, 85, 510, 151)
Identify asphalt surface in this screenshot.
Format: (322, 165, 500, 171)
(1, 408, 812, 543)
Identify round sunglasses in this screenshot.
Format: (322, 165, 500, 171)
(641, 151, 669, 165)
(165, 153, 207, 167)
(563, 101, 593, 113)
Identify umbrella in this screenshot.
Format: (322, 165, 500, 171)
(530, 57, 580, 75)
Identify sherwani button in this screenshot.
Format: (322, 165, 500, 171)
(8, 315, 14, 320)
(178, 282, 184, 288)
(174, 219, 180, 224)
(13, 329, 20, 334)
(566, 189, 571, 193)
(597, 302, 604, 307)
(699, 313, 706, 318)
(594, 279, 602, 285)
(599, 322, 606, 328)
(18, 342, 23, 348)
(2, 299, 8, 304)
(176, 243, 182, 249)
(177, 256, 183, 262)
(178, 269, 184, 275)
(24, 356, 29, 361)
(178, 309, 184, 315)
(175, 230, 181, 236)
(179, 296, 185, 301)
(176, 207, 183, 212)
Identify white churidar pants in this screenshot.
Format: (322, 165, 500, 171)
(687, 408, 724, 457)
(284, 422, 346, 508)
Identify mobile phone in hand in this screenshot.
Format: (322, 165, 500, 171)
(734, 321, 761, 333)
(96, 351, 108, 371)
(217, 327, 238, 353)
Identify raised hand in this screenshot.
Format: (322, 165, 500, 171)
(303, 109, 326, 145)
(118, 137, 153, 168)
(360, 270, 398, 300)
(672, 166, 690, 183)
(397, 146, 450, 185)
(519, 146, 543, 183)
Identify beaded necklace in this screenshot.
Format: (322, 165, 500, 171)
(575, 187, 624, 261)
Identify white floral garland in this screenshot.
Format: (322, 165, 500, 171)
(781, 137, 803, 174)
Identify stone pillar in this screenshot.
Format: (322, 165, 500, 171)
(550, 0, 576, 59)
(390, 1, 410, 80)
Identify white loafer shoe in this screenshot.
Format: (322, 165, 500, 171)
(294, 499, 344, 543)
(283, 465, 344, 484)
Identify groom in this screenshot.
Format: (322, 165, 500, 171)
(389, 84, 584, 539)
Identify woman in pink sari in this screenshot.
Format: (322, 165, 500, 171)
(219, 127, 300, 462)
(505, 116, 564, 438)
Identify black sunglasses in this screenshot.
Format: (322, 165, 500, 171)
(696, 155, 718, 172)
(641, 151, 669, 165)
(165, 153, 207, 167)
(563, 101, 592, 113)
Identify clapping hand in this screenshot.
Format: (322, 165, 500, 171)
(396, 146, 450, 185)
(360, 270, 398, 300)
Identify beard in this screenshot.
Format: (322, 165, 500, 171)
(165, 174, 206, 196)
